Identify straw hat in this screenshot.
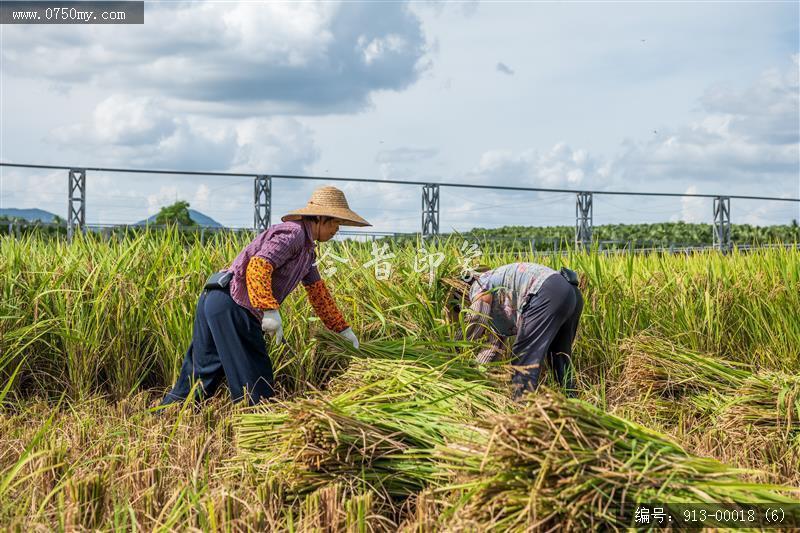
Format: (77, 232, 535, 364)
(442, 277, 471, 305)
(281, 186, 371, 227)
(441, 265, 491, 306)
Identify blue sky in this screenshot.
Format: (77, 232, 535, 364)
(1, 0, 798, 232)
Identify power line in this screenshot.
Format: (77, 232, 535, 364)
(2, 162, 798, 203)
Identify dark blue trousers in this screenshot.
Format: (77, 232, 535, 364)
(512, 274, 583, 399)
(160, 286, 274, 406)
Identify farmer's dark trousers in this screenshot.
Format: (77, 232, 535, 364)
(512, 274, 583, 399)
(160, 286, 274, 406)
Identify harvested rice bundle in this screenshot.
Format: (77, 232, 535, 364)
(326, 357, 511, 414)
(613, 334, 750, 402)
(316, 334, 490, 373)
(717, 373, 800, 439)
(434, 391, 800, 532)
(612, 392, 703, 428)
(239, 396, 445, 499)
(299, 334, 496, 392)
(616, 334, 800, 439)
(236, 355, 511, 501)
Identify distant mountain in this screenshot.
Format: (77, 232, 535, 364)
(136, 209, 223, 228)
(0, 208, 60, 223)
(1, 207, 223, 227)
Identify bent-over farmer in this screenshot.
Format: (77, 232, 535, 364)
(160, 186, 369, 406)
(448, 263, 583, 399)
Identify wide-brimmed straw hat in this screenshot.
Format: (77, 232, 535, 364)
(441, 265, 491, 309)
(281, 186, 371, 227)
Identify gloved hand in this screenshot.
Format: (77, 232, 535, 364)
(261, 309, 283, 344)
(338, 327, 359, 349)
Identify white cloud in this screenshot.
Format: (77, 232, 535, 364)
(1, 2, 430, 115)
(48, 97, 321, 174)
(221, 3, 337, 66)
(442, 56, 798, 228)
(615, 55, 799, 191)
(415, 0, 479, 18)
(192, 184, 210, 211)
(700, 54, 799, 145)
(146, 186, 180, 216)
(469, 143, 601, 189)
(142, 182, 234, 223)
(0, 168, 65, 215)
(232, 118, 320, 174)
(672, 185, 706, 223)
(736, 203, 774, 226)
(92, 96, 176, 146)
(3, 4, 798, 230)
(359, 34, 409, 65)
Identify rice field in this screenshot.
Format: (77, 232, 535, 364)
(1, 230, 799, 530)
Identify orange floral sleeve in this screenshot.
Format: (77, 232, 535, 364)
(245, 257, 279, 310)
(304, 280, 349, 333)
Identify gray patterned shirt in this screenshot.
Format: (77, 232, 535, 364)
(468, 262, 557, 336)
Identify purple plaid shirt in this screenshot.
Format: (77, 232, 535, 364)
(228, 220, 321, 320)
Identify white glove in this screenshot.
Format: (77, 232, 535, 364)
(261, 309, 283, 344)
(338, 327, 359, 349)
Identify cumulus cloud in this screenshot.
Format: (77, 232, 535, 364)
(232, 117, 321, 174)
(146, 185, 181, 216)
(4, 15, 797, 231)
(220, 2, 337, 66)
(444, 57, 798, 228)
(735, 202, 794, 226)
(700, 54, 799, 146)
(93, 96, 177, 146)
(145, 182, 230, 219)
(411, 143, 610, 230)
(49, 96, 321, 173)
(467, 143, 604, 190)
(51, 95, 177, 146)
(672, 185, 706, 223)
(0, 167, 149, 225)
(372, 147, 440, 185)
(359, 34, 409, 65)
(415, 0, 479, 18)
(0, 168, 65, 215)
(614, 55, 799, 190)
(1, 2, 431, 116)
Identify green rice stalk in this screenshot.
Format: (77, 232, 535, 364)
(717, 373, 800, 439)
(236, 350, 512, 502)
(432, 390, 800, 532)
(615, 334, 800, 439)
(613, 334, 751, 402)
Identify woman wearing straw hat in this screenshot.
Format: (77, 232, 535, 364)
(159, 186, 370, 407)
